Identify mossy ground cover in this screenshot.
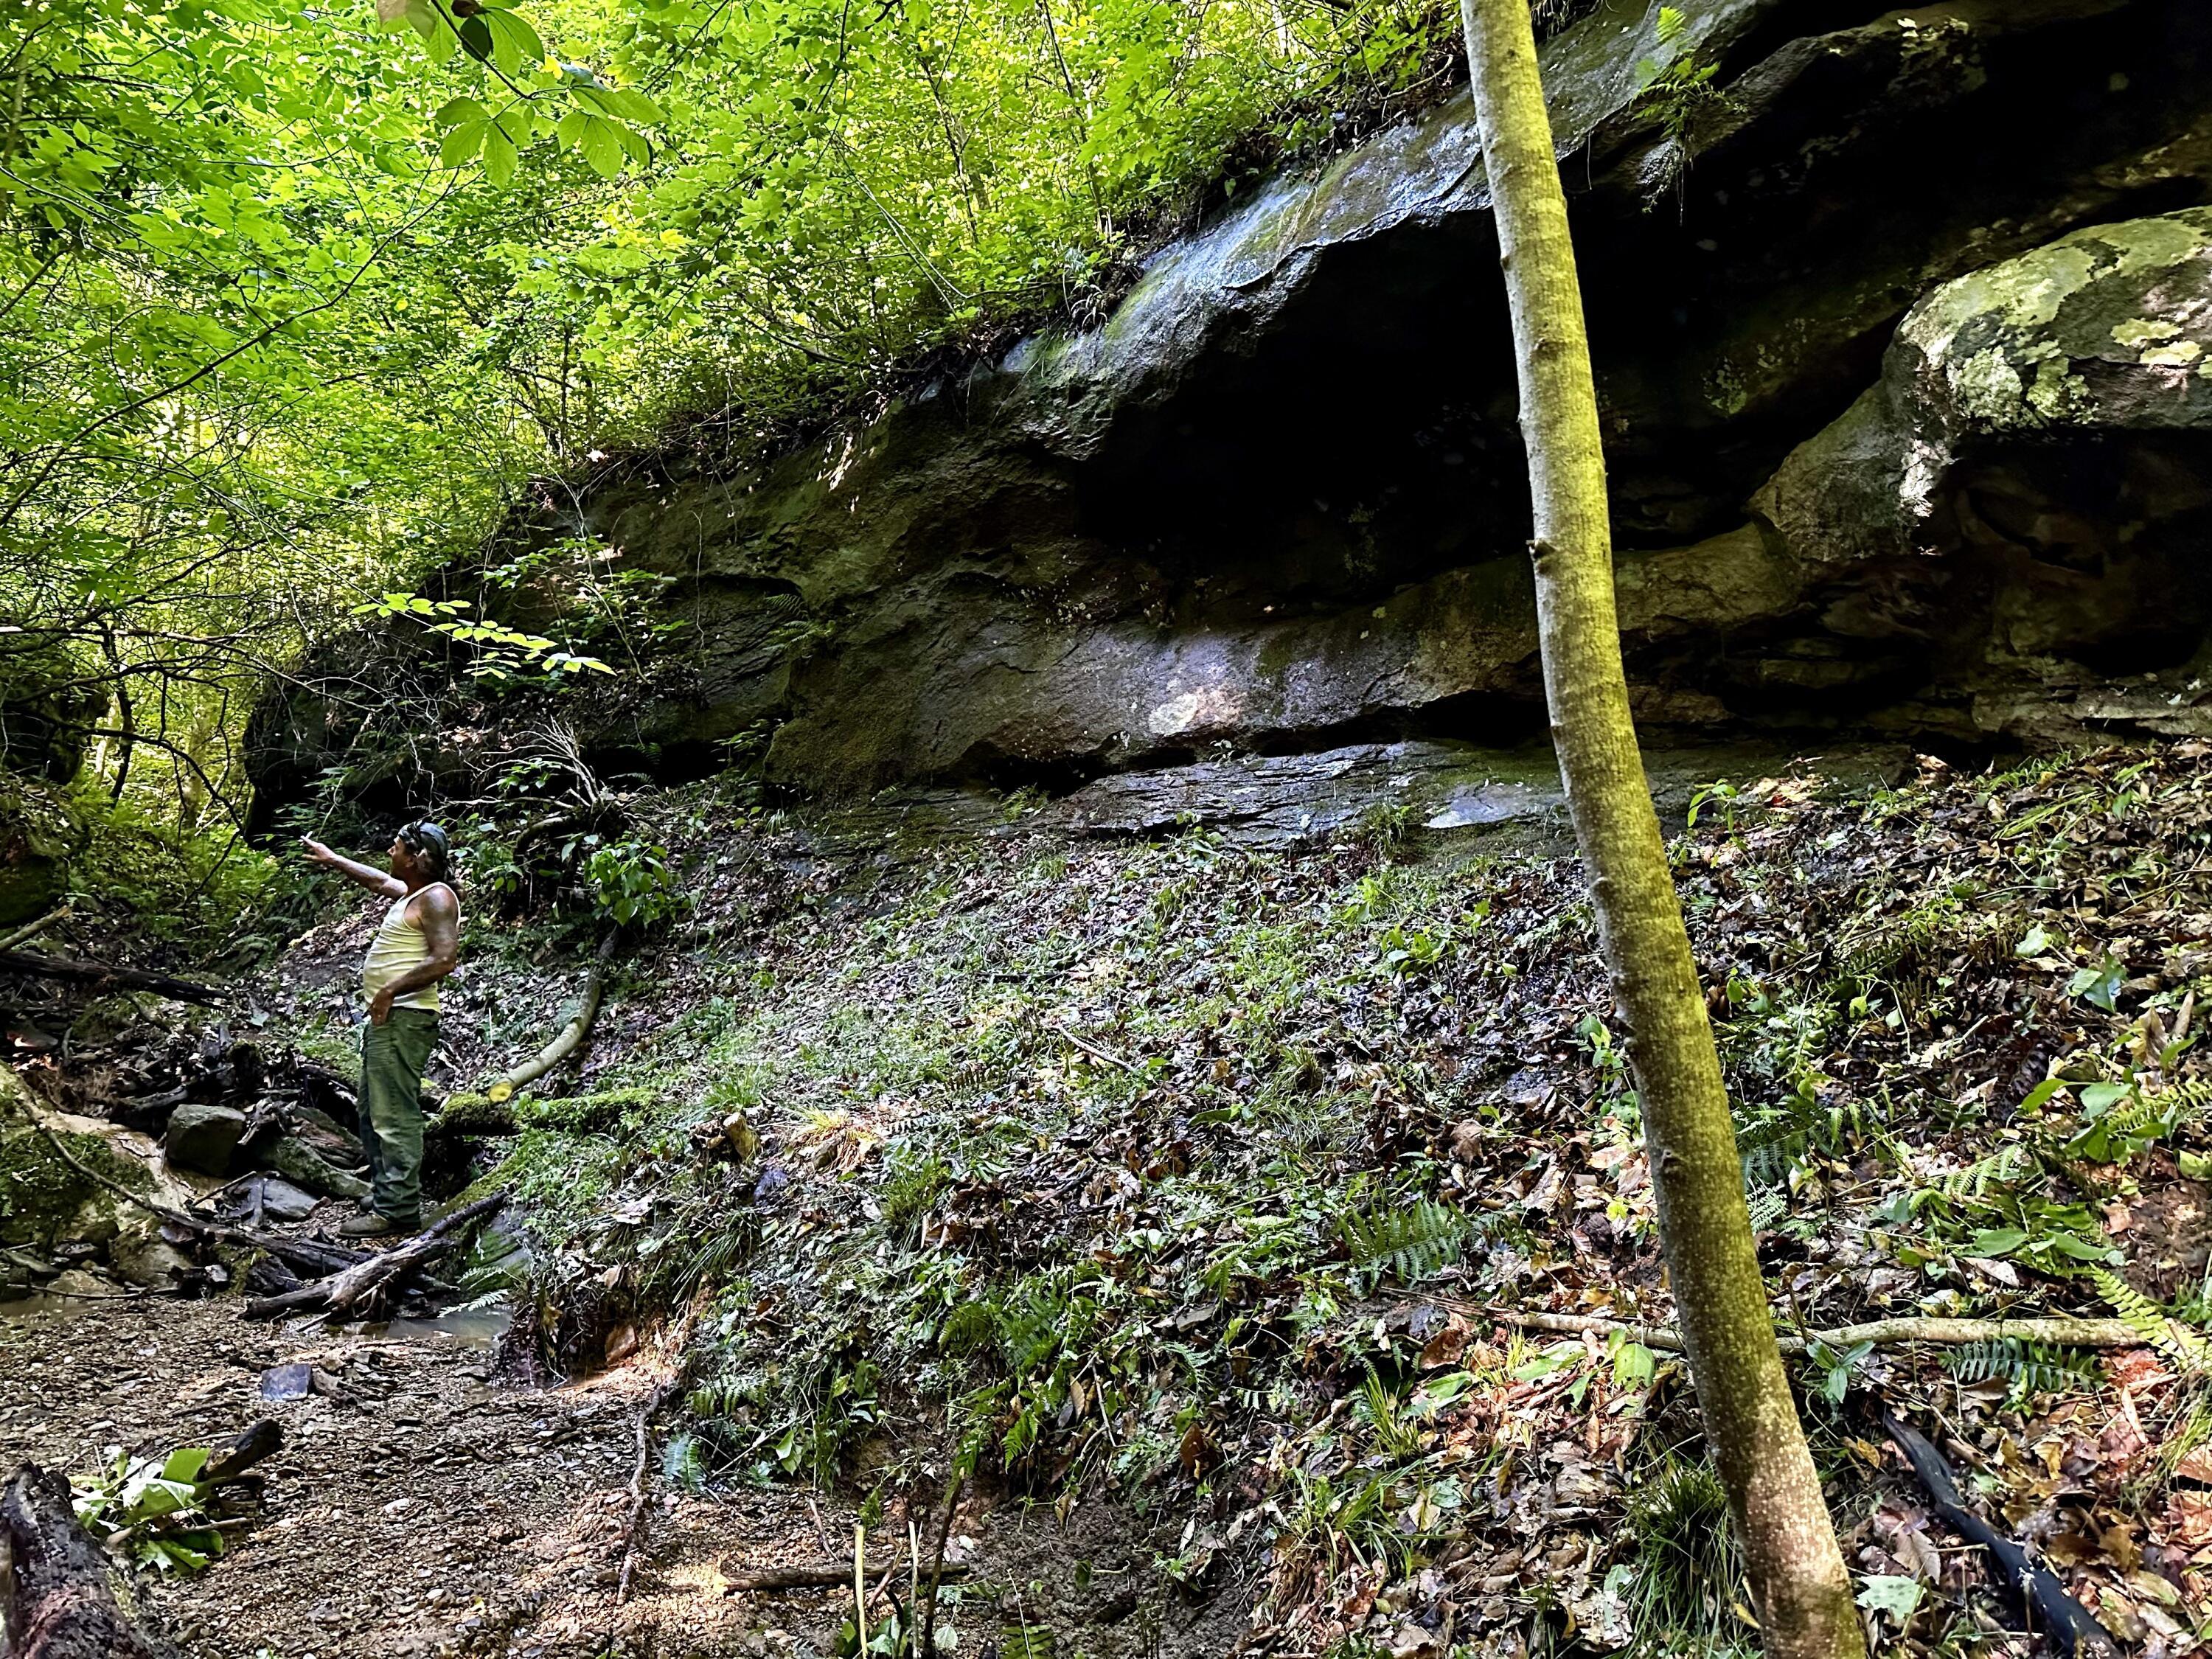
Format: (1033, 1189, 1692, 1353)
(414, 746, 2212, 1656)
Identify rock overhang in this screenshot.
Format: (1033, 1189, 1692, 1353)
(247, 0, 2212, 818)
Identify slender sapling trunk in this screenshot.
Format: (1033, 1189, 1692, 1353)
(1453, 3, 1865, 1654)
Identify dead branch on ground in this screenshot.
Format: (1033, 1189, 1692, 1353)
(0, 949, 220, 1006)
(725, 1559, 971, 1593)
(479, 931, 619, 1103)
(0, 906, 69, 953)
(1472, 1305, 2163, 1354)
(241, 1192, 507, 1321)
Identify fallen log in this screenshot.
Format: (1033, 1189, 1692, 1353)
(107, 1084, 189, 1135)
(242, 1192, 507, 1321)
(430, 1091, 520, 1137)
(0, 950, 220, 1006)
(1, 1464, 178, 1659)
(480, 930, 619, 1103)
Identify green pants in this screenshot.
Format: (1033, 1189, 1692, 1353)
(358, 1008, 437, 1225)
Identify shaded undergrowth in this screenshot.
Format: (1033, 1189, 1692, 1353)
(424, 745, 2212, 1655)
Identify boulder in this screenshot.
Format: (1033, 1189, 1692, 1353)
(163, 1102, 248, 1177)
(0, 771, 83, 928)
(249, 0, 2212, 813)
(0, 1064, 195, 1257)
(1754, 207, 2212, 741)
(110, 1239, 198, 1289)
(257, 1177, 321, 1222)
(262, 1135, 370, 1202)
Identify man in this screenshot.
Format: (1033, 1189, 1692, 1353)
(301, 821, 460, 1238)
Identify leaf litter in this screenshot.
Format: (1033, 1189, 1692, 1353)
(15, 741, 2212, 1658)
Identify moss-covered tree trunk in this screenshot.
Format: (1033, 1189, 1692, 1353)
(1455, 4, 1864, 1655)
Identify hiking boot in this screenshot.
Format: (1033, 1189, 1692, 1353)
(338, 1212, 417, 1239)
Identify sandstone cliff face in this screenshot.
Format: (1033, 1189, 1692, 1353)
(252, 0, 2212, 810)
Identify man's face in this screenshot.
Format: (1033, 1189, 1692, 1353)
(389, 835, 414, 877)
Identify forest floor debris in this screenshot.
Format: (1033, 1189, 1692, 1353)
(9, 741, 2212, 1657)
(441, 741, 2212, 1658)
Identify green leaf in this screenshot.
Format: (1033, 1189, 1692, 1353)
(158, 1447, 210, 1484)
(432, 95, 487, 129)
(481, 124, 518, 184)
(2017, 1078, 2066, 1114)
(2079, 1082, 2132, 1113)
(438, 120, 487, 169)
(482, 7, 542, 72)
(1967, 1227, 2028, 1257)
(2014, 922, 2058, 957)
(1610, 1339, 1655, 1390)
(417, 8, 459, 62)
(2048, 1233, 2121, 1262)
(577, 114, 624, 178)
(554, 108, 589, 151)
(456, 13, 494, 61)
(2068, 957, 2125, 1012)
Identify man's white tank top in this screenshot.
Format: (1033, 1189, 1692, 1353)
(362, 884, 455, 1012)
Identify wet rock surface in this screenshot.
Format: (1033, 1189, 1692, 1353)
(251, 0, 2212, 815)
(164, 1102, 247, 1178)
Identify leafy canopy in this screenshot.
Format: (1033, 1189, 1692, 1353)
(0, 0, 1453, 827)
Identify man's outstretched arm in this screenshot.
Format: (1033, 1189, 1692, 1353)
(301, 837, 406, 897)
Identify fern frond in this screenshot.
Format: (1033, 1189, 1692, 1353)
(2146, 1078, 2212, 1123)
(1737, 1090, 1826, 1186)
(1830, 899, 2011, 984)
(1340, 1199, 1472, 1291)
(938, 1299, 1000, 1358)
(1940, 1143, 2039, 1200)
(1745, 1189, 1787, 1231)
(1944, 1337, 2097, 1394)
(2101, 1093, 2174, 1138)
(2089, 1266, 2210, 1365)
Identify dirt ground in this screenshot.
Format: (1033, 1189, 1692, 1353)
(0, 1294, 865, 1659)
(0, 1290, 1239, 1659)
